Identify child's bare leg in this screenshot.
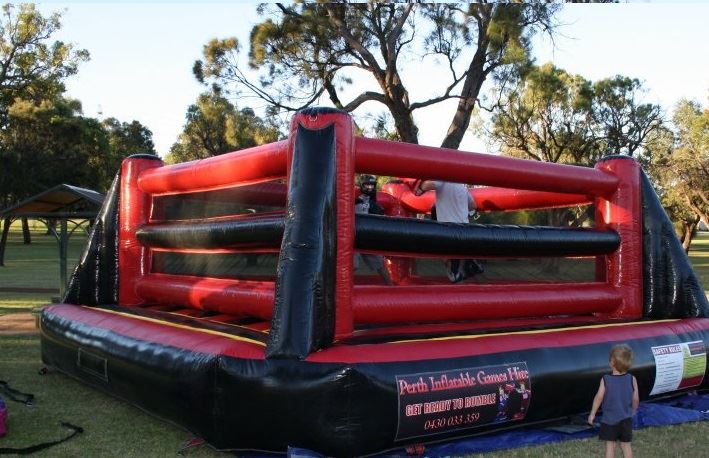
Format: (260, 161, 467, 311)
(619, 442, 633, 458)
(605, 441, 616, 458)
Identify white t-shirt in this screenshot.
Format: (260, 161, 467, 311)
(431, 181, 470, 223)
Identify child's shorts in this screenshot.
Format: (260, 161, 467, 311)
(599, 417, 633, 442)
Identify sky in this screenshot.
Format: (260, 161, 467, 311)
(36, 2, 709, 157)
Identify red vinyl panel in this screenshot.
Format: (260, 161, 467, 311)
(348, 315, 619, 340)
(119, 157, 162, 305)
(595, 158, 643, 318)
(137, 275, 621, 325)
(135, 273, 274, 319)
(310, 318, 709, 364)
(45, 304, 709, 364)
(137, 140, 288, 195)
(353, 283, 622, 324)
(355, 137, 619, 197)
(155, 182, 288, 208)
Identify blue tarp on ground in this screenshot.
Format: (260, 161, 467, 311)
(285, 393, 709, 457)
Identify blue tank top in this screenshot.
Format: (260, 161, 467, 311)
(602, 373, 634, 425)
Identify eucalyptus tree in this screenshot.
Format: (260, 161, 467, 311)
(0, 3, 89, 124)
(167, 90, 280, 164)
(194, 2, 558, 148)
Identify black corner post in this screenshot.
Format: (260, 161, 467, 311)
(641, 171, 709, 318)
(266, 123, 338, 360)
(63, 174, 121, 306)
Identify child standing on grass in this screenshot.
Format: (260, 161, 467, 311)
(588, 344, 640, 458)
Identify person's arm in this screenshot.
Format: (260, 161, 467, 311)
(415, 180, 438, 196)
(588, 377, 606, 425)
(631, 376, 639, 414)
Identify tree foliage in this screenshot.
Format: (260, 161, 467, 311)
(647, 100, 709, 252)
(0, 97, 107, 205)
(0, 4, 155, 207)
(193, 2, 558, 148)
(0, 97, 156, 207)
(166, 91, 280, 164)
(486, 63, 662, 166)
(0, 3, 89, 124)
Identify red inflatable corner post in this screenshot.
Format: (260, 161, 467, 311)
(119, 155, 163, 306)
(287, 110, 356, 339)
(595, 157, 643, 319)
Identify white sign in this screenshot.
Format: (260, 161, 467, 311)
(650, 341, 706, 396)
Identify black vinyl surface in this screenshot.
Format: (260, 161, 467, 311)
(40, 306, 709, 456)
(63, 174, 120, 306)
(641, 170, 709, 318)
(266, 123, 338, 359)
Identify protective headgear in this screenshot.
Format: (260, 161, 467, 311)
(359, 175, 377, 197)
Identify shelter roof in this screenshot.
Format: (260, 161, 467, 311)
(0, 184, 104, 218)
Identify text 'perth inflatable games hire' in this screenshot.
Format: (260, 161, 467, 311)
(41, 108, 709, 456)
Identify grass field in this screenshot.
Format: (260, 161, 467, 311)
(1, 223, 708, 456)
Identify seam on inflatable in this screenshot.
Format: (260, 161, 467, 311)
(79, 306, 267, 347)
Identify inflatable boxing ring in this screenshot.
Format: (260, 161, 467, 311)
(41, 108, 709, 455)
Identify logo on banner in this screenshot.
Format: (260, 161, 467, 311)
(395, 363, 531, 441)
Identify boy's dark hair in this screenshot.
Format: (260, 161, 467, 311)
(609, 344, 634, 373)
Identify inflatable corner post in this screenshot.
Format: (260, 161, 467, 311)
(44, 109, 709, 456)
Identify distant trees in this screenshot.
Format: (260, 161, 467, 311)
(0, 97, 156, 206)
(485, 63, 662, 166)
(193, 2, 558, 148)
(0, 4, 155, 207)
(647, 100, 709, 252)
(483, 63, 709, 251)
(0, 3, 89, 125)
(166, 91, 279, 164)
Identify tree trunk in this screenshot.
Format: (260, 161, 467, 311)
(21, 217, 31, 244)
(0, 217, 11, 267)
(387, 79, 419, 143)
(391, 108, 419, 144)
(682, 215, 700, 254)
(440, 13, 491, 150)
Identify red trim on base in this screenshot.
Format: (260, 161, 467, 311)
(44, 304, 709, 366)
(310, 319, 709, 363)
(44, 304, 266, 359)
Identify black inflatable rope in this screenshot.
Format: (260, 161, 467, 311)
(136, 213, 620, 258)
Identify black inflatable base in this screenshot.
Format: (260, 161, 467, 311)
(40, 304, 709, 456)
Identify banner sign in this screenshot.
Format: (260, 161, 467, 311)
(395, 362, 531, 441)
(650, 341, 706, 396)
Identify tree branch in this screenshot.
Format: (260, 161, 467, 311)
(342, 91, 389, 112)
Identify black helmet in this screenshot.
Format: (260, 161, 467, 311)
(359, 175, 377, 196)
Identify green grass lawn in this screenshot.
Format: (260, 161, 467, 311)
(1, 224, 708, 456)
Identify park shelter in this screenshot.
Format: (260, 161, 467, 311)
(0, 184, 104, 296)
